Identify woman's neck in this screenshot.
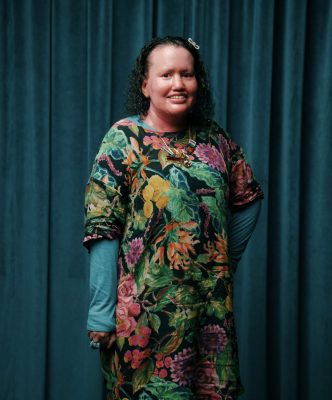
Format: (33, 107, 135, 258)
(141, 111, 189, 132)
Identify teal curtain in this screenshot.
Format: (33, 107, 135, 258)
(1, 1, 331, 399)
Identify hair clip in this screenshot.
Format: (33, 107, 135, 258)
(187, 38, 200, 50)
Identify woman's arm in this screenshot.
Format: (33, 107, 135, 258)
(87, 239, 119, 346)
(228, 200, 262, 270)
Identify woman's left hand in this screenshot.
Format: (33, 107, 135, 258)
(88, 331, 116, 349)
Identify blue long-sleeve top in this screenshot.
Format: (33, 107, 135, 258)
(87, 200, 262, 332)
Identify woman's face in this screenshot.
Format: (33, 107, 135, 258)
(142, 45, 198, 122)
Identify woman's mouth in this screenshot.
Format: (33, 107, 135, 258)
(168, 94, 188, 103)
(169, 95, 187, 99)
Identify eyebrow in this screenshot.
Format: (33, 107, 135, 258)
(159, 67, 194, 73)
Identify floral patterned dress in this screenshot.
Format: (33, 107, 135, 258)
(84, 118, 263, 400)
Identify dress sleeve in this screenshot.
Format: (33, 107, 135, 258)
(228, 199, 262, 270)
(87, 239, 119, 332)
(227, 137, 264, 211)
(83, 125, 131, 249)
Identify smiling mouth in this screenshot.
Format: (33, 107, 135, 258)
(168, 95, 187, 99)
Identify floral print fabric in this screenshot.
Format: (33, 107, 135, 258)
(84, 118, 263, 399)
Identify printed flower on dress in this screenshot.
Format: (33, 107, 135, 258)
(143, 135, 171, 150)
(167, 229, 199, 270)
(203, 232, 229, 264)
(194, 143, 226, 173)
(124, 348, 152, 369)
(230, 159, 253, 201)
(195, 360, 223, 396)
(142, 175, 170, 218)
(219, 134, 230, 161)
(153, 352, 172, 379)
(97, 154, 123, 176)
(170, 347, 197, 386)
(116, 305, 137, 337)
(199, 324, 228, 355)
(116, 274, 140, 337)
(128, 326, 152, 348)
(125, 237, 144, 267)
(118, 274, 138, 304)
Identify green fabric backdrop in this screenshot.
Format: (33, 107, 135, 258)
(1, 1, 331, 399)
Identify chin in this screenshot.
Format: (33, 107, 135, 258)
(167, 105, 192, 117)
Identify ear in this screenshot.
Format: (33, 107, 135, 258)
(141, 77, 149, 98)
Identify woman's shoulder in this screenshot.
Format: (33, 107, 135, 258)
(195, 118, 230, 139)
(99, 116, 143, 144)
(95, 117, 139, 152)
(109, 115, 156, 134)
(111, 116, 139, 129)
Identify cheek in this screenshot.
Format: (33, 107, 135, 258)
(141, 81, 148, 98)
(151, 82, 170, 97)
(189, 80, 198, 96)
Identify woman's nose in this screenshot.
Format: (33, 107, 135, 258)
(172, 74, 185, 89)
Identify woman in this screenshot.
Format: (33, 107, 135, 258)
(84, 36, 263, 400)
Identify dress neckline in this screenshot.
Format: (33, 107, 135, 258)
(127, 115, 189, 136)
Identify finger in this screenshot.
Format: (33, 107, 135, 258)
(89, 331, 105, 340)
(88, 331, 114, 347)
(106, 333, 116, 349)
(99, 332, 114, 349)
(89, 332, 101, 342)
(97, 332, 109, 338)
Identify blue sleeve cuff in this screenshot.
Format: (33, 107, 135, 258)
(87, 239, 119, 332)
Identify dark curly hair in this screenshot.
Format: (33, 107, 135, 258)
(125, 36, 214, 122)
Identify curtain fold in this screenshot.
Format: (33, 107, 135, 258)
(1, 1, 331, 399)
(266, 1, 308, 398)
(299, 1, 332, 398)
(1, 0, 52, 398)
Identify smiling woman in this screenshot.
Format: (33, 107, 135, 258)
(141, 46, 198, 131)
(84, 36, 263, 400)
(126, 36, 214, 127)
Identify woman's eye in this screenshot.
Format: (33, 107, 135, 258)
(162, 73, 171, 78)
(182, 72, 194, 78)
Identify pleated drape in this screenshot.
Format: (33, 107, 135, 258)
(1, 1, 331, 400)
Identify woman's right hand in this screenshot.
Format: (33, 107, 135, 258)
(88, 331, 116, 349)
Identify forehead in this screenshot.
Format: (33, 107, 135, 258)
(146, 45, 194, 70)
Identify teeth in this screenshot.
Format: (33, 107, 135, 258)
(170, 96, 185, 99)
